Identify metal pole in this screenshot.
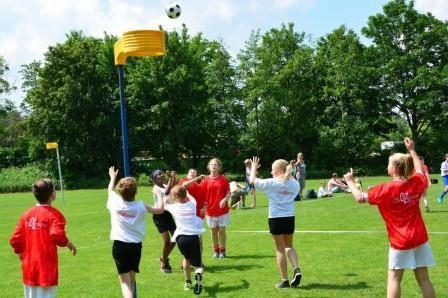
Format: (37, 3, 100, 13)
(118, 65, 130, 177)
(55, 147, 65, 204)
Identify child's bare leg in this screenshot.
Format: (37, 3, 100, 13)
(250, 189, 256, 208)
(211, 228, 219, 254)
(183, 258, 191, 281)
(414, 267, 435, 298)
(387, 269, 404, 298)
(284, 234, 299, 269)
(118, 273, 133, 298)
(218, 227, 226, 249)
(272, 235, 288, 280)
(241, 193, 246, 207)
(161, 231, 175, 261)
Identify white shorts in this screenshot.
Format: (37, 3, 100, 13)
(24, 285, 56, 298)
(388, 241, 435, 270)
(206, 213, 230, 228)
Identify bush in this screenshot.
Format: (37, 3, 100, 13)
(0, 164, 50, 193)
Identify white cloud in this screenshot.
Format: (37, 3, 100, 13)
(415, 0, 448, 21)
(275, 0, 315, 10)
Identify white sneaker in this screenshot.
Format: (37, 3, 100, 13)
(212, 252, 219, 258)
(218, 252, 226, 258)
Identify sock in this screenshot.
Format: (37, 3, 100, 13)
(214, 246, 219, 254)
(281, 278, 289, 282)
(219, 247, 226, 254)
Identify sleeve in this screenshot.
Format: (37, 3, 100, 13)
(107, 190, 119, 209)
(49, 212, 69, 247)
(367, 184, 389, 205)
(10, 217, 25, 254)
(223, 177, 230, 194)
(254, 178, 274, 192)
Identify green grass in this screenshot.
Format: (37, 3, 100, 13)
(1, 176, 447, 297)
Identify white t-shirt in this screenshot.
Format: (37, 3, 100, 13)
(165, 199, 205, 242)
(254, 177, 299, 218)
(441, 161, 448, 176)
(152, 184, 167, 205)
(317, 186, 326, 198)
(107, 190, 148, 243)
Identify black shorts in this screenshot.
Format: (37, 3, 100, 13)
(268, 216, 295, 235)
(176, 235, 202, 267)
(153, 211, 176, 233)
(112, 240, 142, 274)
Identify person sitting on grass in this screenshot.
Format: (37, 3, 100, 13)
(107, 166, 164, 298)
(344, 138, 435, 298)
(10, 178, 77, 298)
(317, 182, 333, 198)
(328, 173, 350, 193)
(163, 185, 205, 295)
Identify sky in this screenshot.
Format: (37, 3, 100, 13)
(1, 0, 447, 106)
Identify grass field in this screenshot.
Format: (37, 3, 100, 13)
(1, 176, 447, 297)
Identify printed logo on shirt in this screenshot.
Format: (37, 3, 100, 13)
(392, 192, 419, 205)
(276, 190, 294, 196)
(116, 210, 136, 218)
(26, 217, 49, 230)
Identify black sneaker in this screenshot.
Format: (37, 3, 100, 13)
(193, 272, 203, 295)
(275, 280, 290, 288)
(290, 268, 302, 287)
(160, 257, 172, 274)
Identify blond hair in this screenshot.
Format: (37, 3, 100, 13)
(171, 185, 187, 201)
(297, 152, 304, 161)
(207, 158, 222, 174)
(116, 177, 137, 202)
(390, 153, 414, 178)
(272, 159, 293, 181)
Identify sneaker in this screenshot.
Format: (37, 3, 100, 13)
(212, 252, 219, 259)
(184, 281, 193, 291)
(437, 196, 444, 203)
(290, 268, 302, 287)
(275, 280, 290, 289)
(218, 252, 226, 258)
(160, 257, 172, 274)
(193, 272, 203, 295)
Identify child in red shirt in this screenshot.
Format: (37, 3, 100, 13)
(344, 138, 435, 298)
(200, 158, 230, 258)
(10, 178, 77, 298)
(178, 168, 207, 219)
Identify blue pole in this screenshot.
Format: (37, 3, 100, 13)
(118, 65, 130, 177)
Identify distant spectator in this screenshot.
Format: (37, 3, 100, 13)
(293, 153, 307, 199)
(328, 173, 350, 193)
(317, 182, 333, 198)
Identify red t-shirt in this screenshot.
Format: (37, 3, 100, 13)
(200, 175, 230, 217)
(368, 173, 428, 250)
(178, 178, 206, 219)
(10, 205, 69, 286)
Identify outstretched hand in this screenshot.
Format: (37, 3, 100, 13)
(404, 137, 414, 151)
(68, 242, 77, 256)
(343, 168, 354, 183)
(109, 166, 119, 179)
(251, 156, 260, 168)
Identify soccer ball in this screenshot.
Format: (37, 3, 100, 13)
(166, 3, 181, 19)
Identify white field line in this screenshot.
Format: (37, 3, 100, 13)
(230, 230, 448, 235)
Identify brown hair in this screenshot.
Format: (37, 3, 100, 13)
(390, 153, 414, 178)
(116, 177, 137, 202)
(32, 178, 55, 203)
(272, 159, 293, 181)
(171, 185, 187, 200)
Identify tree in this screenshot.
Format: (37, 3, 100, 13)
(22, 32, 121, 179)
(237, 23, 319, 163)
(362, 0, 448, 141)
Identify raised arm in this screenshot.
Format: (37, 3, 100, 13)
(344, 168, 368, 204)
(184, 174, 206, 187)
(108, 166, 119, 191)
(249, 156, 260, 185)
(404, 138, 423, 173)
(164, 171, 177, 196)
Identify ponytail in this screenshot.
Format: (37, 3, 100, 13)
(272, 159, 292, 181)
(390, 153, 414, 179)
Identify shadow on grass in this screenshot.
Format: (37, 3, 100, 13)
(299, 281, 370, 291)
(224, 254, 273, 260)
(204, 279, 249, 297)
(205, 263, 263, 273)
(428, 210, 448, 213)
